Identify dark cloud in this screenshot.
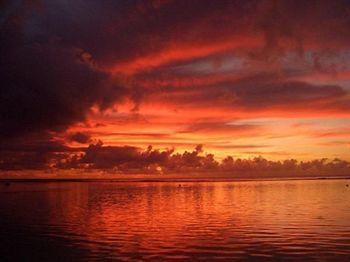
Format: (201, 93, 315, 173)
(1, 43, 112, 139)
(146, 74, 349, 112)
(0, 1, 130, 142)
(0, 135, 81, 170)
(179, 121, 260, 135)
(11, 0, 348, 71)
(68, 132, 91, 144)
(228, 75, 347, 109)
(80, 142, 143, 169)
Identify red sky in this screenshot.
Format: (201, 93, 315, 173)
(1, 0, 350, 174)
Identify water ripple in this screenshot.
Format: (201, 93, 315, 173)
(0, 179, 349, 260)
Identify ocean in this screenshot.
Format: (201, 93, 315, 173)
(0, 178, 349, 260)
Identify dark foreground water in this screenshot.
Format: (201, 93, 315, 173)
(0, 179, 349, 261)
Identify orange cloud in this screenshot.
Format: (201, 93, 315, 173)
(110, 36, 262, 75)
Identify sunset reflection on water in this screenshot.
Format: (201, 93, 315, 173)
(1, 179, 350, 260)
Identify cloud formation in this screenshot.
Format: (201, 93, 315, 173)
(0, 0, 350, 173)
(68, 132, 92, 144)
(0, 1, 132, 142)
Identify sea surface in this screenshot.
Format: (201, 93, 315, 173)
(0, 179, 349, 261)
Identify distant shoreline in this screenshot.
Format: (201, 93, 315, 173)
(0, 176, 349, 184)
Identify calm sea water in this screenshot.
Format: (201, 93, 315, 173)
(0, 179, 349, 261)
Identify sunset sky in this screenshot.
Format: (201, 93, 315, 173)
(1, 0, 350, 173)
